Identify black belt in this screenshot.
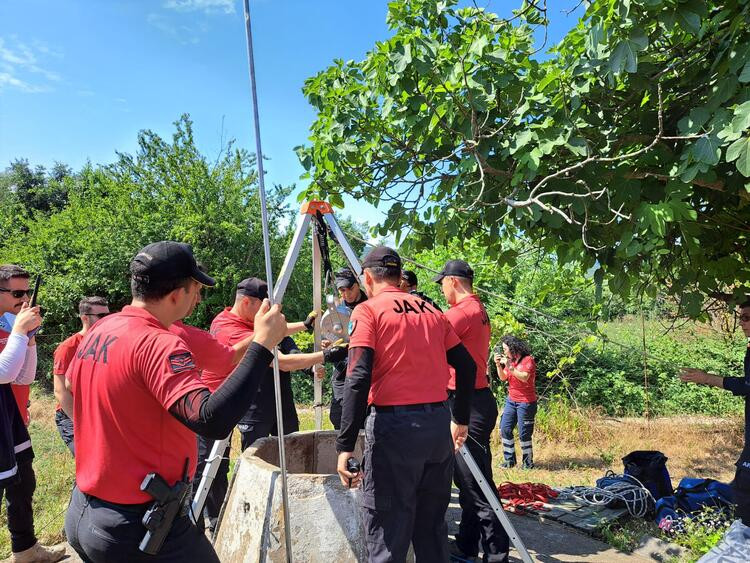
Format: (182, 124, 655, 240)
(83, 490, 192, 518)
(369, 401, 446, 413)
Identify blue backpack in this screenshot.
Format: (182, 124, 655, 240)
(655, 478, 734, 526)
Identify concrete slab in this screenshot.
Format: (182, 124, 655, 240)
(447, 500, 651, 562)
(632, 535, 687, 562)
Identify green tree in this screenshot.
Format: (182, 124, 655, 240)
(297, 0, 750, 319)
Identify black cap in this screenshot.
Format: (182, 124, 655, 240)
(130, 241, 215, 286)
(401, 270, 418, 286)
(237, 277, 268, 299)
(432, 259, 474, 283)
(334, 268, 358, 290)
(362, 246, 401, 269)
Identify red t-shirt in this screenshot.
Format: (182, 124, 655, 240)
(53, 332, 84, 411)
(169, 321, 236, 377)
(444, 294, 490, 390)
(348, 286, 460, 406)
(65, 305, 206, 504)
(1, 328, 31, 425)
(505, 355, 537, 403)
(201, 308, 254, 392)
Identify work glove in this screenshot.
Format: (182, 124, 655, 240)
(323, 339, 349, 363)
(303, 309, 322, 331)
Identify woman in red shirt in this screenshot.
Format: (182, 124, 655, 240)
(495, 335, 537, 469)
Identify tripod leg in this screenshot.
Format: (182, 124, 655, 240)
(191, 435, 231, 525)
(312, 229, 323, 430)
(457, 445, 535, 563)
(274, 213, 313, 303)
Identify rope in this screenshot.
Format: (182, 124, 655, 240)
(497, 482, 559, 515)
(555, 471, 655, 518)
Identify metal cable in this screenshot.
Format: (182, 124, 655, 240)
(241, 2, 292, 560)
(341, 230, 680, 368)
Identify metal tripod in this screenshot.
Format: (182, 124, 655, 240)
(190, 201, 364, 528)
(458, 445, 534, 563)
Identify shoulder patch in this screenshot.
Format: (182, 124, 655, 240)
(168, 351, 196, 374)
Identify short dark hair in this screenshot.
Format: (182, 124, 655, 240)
(501, 335, 531, 360)
(740, 299, 750, 309)
(79, 296, 108, 315)
(131, 275, 193, 302)
(0, 265, 30, 287)
(366, 265, 401, 285)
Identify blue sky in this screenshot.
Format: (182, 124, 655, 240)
(0, 0, 583, 227)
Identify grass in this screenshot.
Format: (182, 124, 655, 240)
(0, 390, 742, 560)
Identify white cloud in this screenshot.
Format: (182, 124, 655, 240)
(164, 0, 235, 14)
(0, 72, 48, 93)
(147, 13, 201, 44)
(0, 36, 61, 93)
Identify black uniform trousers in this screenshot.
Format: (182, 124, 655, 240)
(361, 403, 453, 562)
(65, 486, 218, 563)
(55, 409, 75, 457)
(449, 388, 509, 562)
(0, 460, 37, 553)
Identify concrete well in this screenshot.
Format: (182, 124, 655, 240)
(213, 431, 367, 563)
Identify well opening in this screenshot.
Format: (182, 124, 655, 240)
(250, 430, 364, 474)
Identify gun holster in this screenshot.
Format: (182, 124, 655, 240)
(138, 473, 192, 555)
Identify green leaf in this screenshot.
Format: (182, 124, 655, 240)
(609, 40, 637, 74)
(510, 130, 533, 154)
(537, 69, 560, 92)
(629, 27, 649, 50)
(731, 101, 750, 135)
(692, 134, 721, 166)
(739, 61, 750, 83)
(469, 34, 489, 57)
(727, 137, 750, 177)
(676, 8, 701, 34)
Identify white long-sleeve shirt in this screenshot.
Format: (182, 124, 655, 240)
(0, 333, 37, 385)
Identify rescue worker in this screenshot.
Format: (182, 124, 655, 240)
(681, 300, 750, 541)
(435, 259, 509, 563)
(336, 246, 476, 562)
(496, 335, 537, 469)
(400, 269, 442, 312)
(330, 267, 367, 429)
(63, 241, 287, 562)
(197, 277, 347, 532)
(0, 265, 65, 562)
(53, 296, 110, 456)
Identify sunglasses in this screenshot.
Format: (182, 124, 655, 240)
(85, 312, 110, 319)
(0, 288, 33, 299)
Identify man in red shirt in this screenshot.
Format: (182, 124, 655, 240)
(63, 241, 287, 562)
(436, 259, 509, 563)
(0, 265, 65, 563)
(336, 247, 476, 563)
(53, 296, 110, 457)
(197, 277, 346, 532)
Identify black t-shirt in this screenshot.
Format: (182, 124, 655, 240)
(243, 336, 300, 428)
(331, 291, 368, 397)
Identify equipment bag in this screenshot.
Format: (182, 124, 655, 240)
(673, 478, 734, 512)
(622, 450, 673, 500)
(654, 478, 735, 527)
